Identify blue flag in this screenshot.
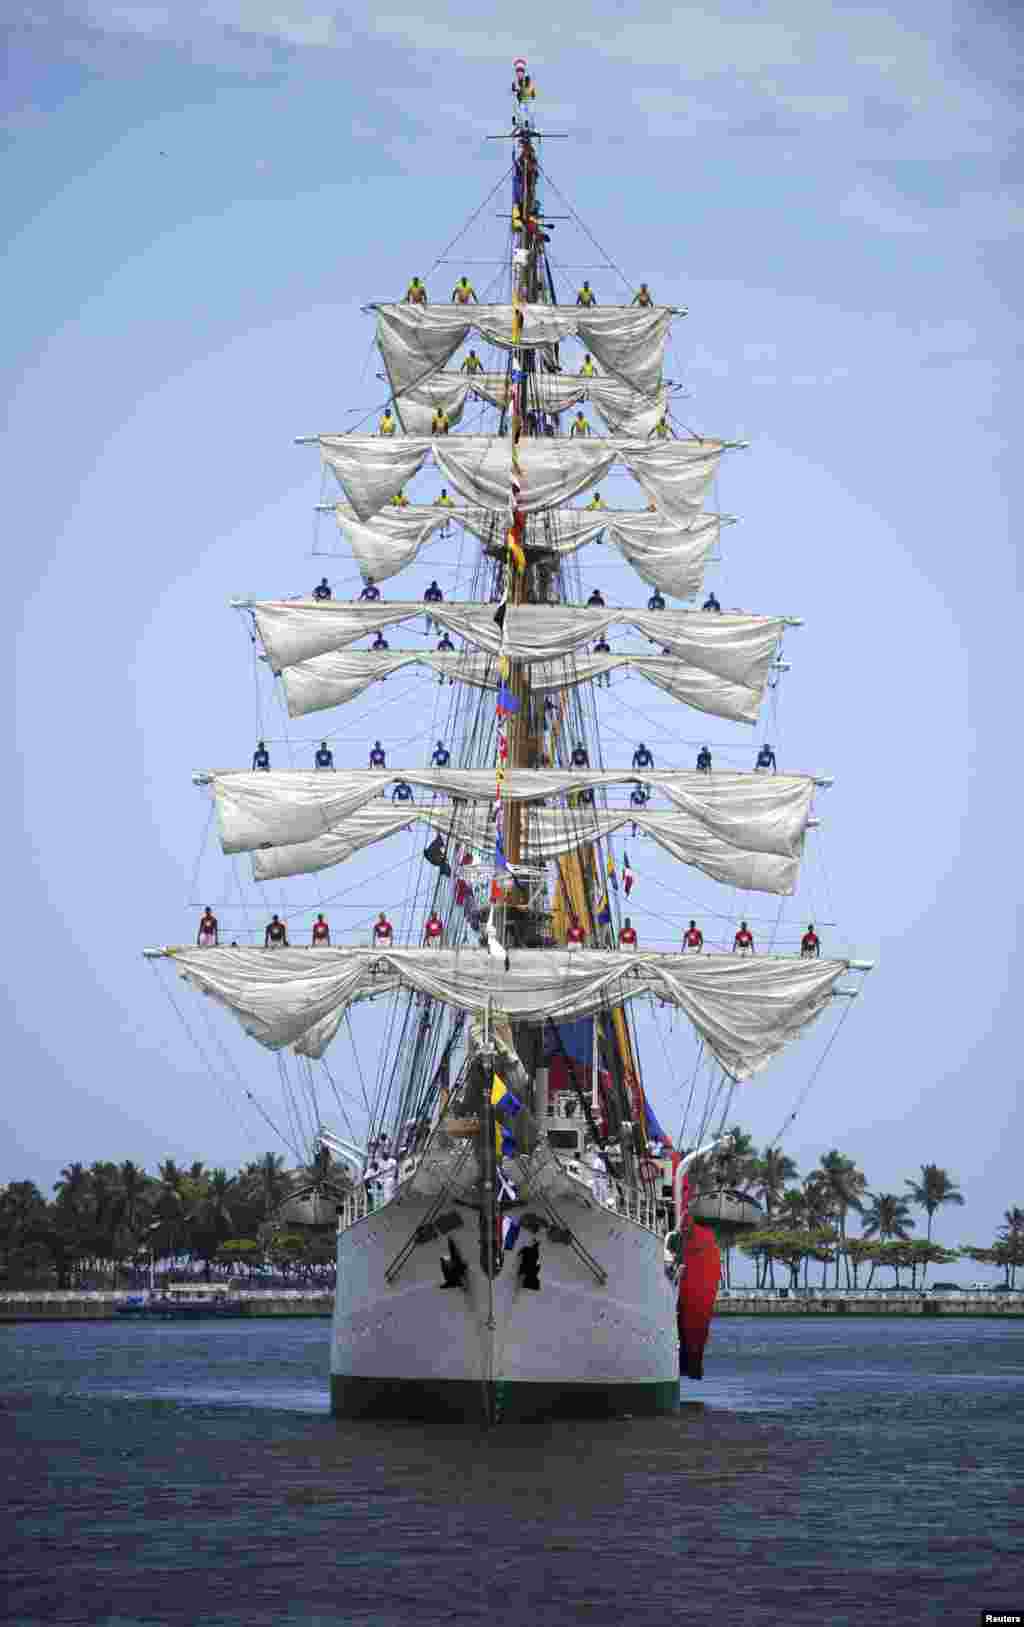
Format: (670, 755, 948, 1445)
(644, 1098, 667, 1142)
(597, 890, 611, 925)
(496, 683, 520, 716)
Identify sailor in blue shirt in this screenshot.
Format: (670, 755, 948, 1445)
(571, 741, 589, 768)
(632, 743, 655, 770)
(392, 780, 414, 802)
(424, 579, 444, 632)
(647, 589, 666, 610)
(372, 630, 390, 651)
(252, 740, 270, 771)
(431, 742, 451, 768)
(702, 590, 721, 612)
(360, 579, 382, 602)
(629, 782, 649, 836)
(369, 741, 386, 769)
(314, 741, 334, 770)
(313, 577, 332, 601)
(696, 745, 712, 773)
(755, 743, 777, 773)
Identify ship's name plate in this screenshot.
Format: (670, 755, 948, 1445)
(444, 1118, 481, 1137)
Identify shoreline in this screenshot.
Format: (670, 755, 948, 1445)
(1, 1289, 1022, 1323)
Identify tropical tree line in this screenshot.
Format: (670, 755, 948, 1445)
(689, 1134, 1023, 1291)
(1, 1141, 1021, 1293)
(0, 1154, 348, 1291)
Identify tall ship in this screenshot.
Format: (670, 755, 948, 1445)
(146, 62, 871, 1423)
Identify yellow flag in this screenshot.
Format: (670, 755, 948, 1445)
(490, 1074, 507, 1107)
(498, 655, 511, 680)
(507, 533, 526, 574)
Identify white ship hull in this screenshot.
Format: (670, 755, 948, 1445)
(330, 1169, 680, 1423)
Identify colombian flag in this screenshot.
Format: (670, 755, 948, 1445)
(596, 890, 611, 925)
(606, 851, 618, 891)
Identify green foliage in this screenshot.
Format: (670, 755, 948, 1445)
(0, 1151, 338, 1289)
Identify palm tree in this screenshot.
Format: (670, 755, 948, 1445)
(777, 1187, 807, 1230)
(54, 1162, 89, 1211)
(253, 1152, 288, 1219)
(904, 1165, 964, 1286)
(191, 1169, 237, 1280)
(750, 1147, 799, 1285)
(997, 1206, 1024, 1288)
(801, 1173, 837, 1287)
(817, 1150, 866, 1287)
(861, 1192, 915, 1288)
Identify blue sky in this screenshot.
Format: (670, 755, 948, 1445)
(3, 2, 1020, 1262)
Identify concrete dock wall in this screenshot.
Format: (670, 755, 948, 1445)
(0, 1291, 333, 1321)
(715, 1289, 1024, 1316)
(1, 1289, 1021, 1322)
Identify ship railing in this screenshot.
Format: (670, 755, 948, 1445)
(564, 1170, 660, 1233)
(339, 1188, 374, 1230)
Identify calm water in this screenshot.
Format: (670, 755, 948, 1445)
(2, 1316, 1022, 1626)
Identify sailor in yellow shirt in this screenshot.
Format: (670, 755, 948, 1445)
(576, 281, 596, 308)
(404, 277, 427, 305)
(584, 492, 606, 510)
(433, 487, 455, 535)
(379, 409, 396, 436)
(579, 354, 597, 378)
(631, 283, 654, 307)
(431, 407, 450, 435)
(389, 490, 410, 507)
(451, 277, 478, 305)
(569, 410, 591, 438)
(460, 349, 483, 375)
(649, 415, 671, 439)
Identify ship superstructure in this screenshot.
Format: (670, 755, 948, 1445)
(146, 65, 871, 1422)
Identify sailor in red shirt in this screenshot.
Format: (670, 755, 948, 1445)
(682, 919, 703, 953)
(265, 914, 288, 947)
(372, 912, 393, 947)
(424, 911, 444, 947)
(801, 923, 820, 959)
(733, 921, 754, 955)
(618, 917, 638, 949)
(197, 907, 218, 948)
(311, 914, 330, 946)
(566, 921, 586, 949)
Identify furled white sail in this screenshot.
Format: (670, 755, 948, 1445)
(324, 504, 723, 596)
(252, 601, 779, 677)
(319, 437, 431, 522)
(395, 372, 667, 438)
(252, 804, 802, 894)
(373, 303, 679, 399)
(208, 769, 814, 859)
(609, 512, 725, 600)
(165, 945, 849, 1081)
(333, 504, 446, 581)
(318, 435, 725, 523)
(279, 648, 767, 724)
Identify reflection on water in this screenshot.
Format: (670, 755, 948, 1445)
(2, 1318, 1022, 1626)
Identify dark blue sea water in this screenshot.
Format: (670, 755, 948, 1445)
(2, 1316, 1022, 1626)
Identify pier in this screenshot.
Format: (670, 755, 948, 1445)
(1, 1288, 1020, 1322)
(715, 1288, 1024, 1315)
